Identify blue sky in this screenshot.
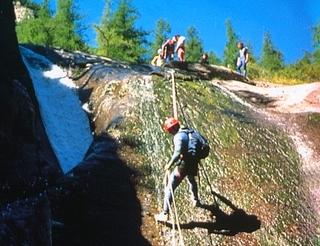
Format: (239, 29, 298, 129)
(41, 0, 319, 64)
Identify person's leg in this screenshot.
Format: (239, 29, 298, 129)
(186, 175, 202, 207)
(243, 62, 247, 76)
(178, 47, 185, 61)
(236, 60, 242, 74)
(155, 167, 184, 221)
(186, 175, 198, 201)
(168, 51, 174, 61)
(163, 167, 184, 213)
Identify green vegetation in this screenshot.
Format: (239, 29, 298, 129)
(223, 19, 239, 68)
(15, 1, 320, 83)
(260, 31, 285, 72)
(185, 26, 204, 62)
(16, 0, 89, 51)
(312, 19, 320, 64)
(94, 0, 149, 62)
(105, 76, 317, 245)
(150, 18, 171, 57)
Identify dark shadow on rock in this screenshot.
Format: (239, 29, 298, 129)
(234, 90, 277, 107)
(78, 87, 93, 106)
(161, 191, 260, 236)
(48, 133, 151, 246)
(21, 44, 69, 67)
(220, 108, 256, 125)
(164, 61, 254, 84)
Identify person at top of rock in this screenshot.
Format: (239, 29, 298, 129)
(173, 35, 186, 62)
(151, 48, 164, 67)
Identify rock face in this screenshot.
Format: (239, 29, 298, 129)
(164, 61, 253, 84)
(3, 44, 253, 245)
(0, 74, 53, 245)
(14, 2, 34, 22)
(2, 43, 320, 245)
(0, 44, 151, 245)
(49, 133, 150, 245)
(216, 80, 320, 113)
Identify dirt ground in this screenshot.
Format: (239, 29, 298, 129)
(135, 81, 320, 245)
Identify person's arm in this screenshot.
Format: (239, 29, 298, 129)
(161, 40, 169, 58)
(162, 39, 169, 49)
(162, 46, 167, 59)
(151, 56, 158, 66)
(165, 133, 184, 170)
(245, 49, 249, 63)
(175, 36, 186, 52)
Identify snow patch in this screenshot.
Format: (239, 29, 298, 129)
(20, 46, 93, 173)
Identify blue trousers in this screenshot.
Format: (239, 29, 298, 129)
(163, 166, 198, 214)
(237, 59, 247, 76)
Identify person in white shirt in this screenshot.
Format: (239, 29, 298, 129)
(236, 42, 249, 76)
(173, 35, 186, 61)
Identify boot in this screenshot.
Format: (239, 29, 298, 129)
(154, 212, 169, 222)
(192, 199, 202, 208)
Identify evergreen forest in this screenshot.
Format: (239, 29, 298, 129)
(16, 0, 320, 84)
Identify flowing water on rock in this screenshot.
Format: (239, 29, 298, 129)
(75, 60, 318, 245)
(103, 74, 317, 245)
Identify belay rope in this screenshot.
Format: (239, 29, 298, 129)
(158, 69, 216, 245)
(170, 70, 218, 205)
(161, 70, 185, 246)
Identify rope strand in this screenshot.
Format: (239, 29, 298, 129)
(167, 70, 185, 245)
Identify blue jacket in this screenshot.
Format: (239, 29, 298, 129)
(168, 128, 199, 175)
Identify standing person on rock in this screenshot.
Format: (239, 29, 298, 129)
(161, 37, 176, 62)
(154, 117, 201, 222)
(173, 35, 186, 62)
(236, 42, 249, 76)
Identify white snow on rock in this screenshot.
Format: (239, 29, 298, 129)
(20, 46, 93, 174)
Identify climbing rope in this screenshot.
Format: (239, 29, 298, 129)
(199, 162, 218, 204)
(167, 69, 216, 245)
(169, 70, 178, 119)
(160, 69, 215, 245)
(162, 70, 185, 246)
(165, 170, 185, 246)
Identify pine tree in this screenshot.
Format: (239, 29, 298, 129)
(259, 31, 284, 72)
(185, 26, 203, 62)
(16, 0, 88, 51)
(94, 0, 113, 57)
(223, 19, 239, 68)
(245, 41, 257, 64)
(150, 18, 171, 57)
(95, 0, 149, 62)
(52, 0, 88, 51)
(16, 0, 54, 46)
(208, 50, 222, 65)
(311, 20, 320, 64)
